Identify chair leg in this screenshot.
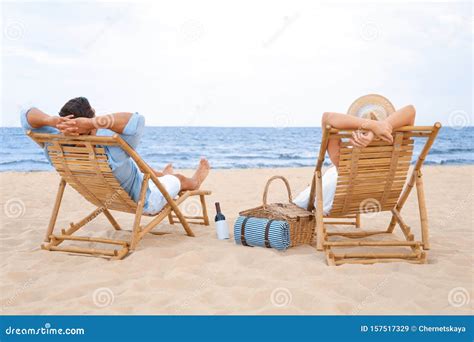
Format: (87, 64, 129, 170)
(386, 215, 397, 233)
(199, 194, 210, 226)
(174, 208, 194, 237)
(103, 208, 121, 230)
(315, 171, 325, 251)
(415, 170, 430, 250)
(391, 208, 414, 241)
(387, 169, 417, 233)
(326, 249, 336, 266)
(130, 211, 143, 251)
(166, 192, 211, 226)
(44, 178, 66, 242)
(168, 191, 195, 237)
(130, 174, 150, 250)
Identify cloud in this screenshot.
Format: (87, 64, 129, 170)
(3, 46, 77, 65)
(1, 1, 472, 127)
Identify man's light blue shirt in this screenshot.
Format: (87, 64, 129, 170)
(21, 109, 153, 208)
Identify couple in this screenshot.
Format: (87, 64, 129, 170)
(21, 97, 416, 215)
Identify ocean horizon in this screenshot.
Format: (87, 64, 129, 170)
(0, 126, 472, 172)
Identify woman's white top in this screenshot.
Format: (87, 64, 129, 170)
(293, 165, 338, 216)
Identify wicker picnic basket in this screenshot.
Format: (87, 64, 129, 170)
(239, 176, 315, 247)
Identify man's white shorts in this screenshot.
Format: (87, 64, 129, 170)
(143, 175, 181, 215)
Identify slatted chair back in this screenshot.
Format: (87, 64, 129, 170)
(308, 125, 441, 216)
(330, 132, 413, 216)
(27, 132, 140, 214)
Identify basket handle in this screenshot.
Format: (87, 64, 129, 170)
(262, 176, 293, 208)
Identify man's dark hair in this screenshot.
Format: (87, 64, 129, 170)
(59, 97, 95, 118)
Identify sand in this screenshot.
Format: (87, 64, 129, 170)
(0, 166, 472, 315)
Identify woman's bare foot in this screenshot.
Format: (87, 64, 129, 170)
(191, 158, 210, 189)
(163, 163, 174, 175)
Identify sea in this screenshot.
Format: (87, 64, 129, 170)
(0, 127, 472, 172)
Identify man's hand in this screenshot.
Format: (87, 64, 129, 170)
(50, 115, 74, 128)
(350, 130, 374, 148)
(56, 113, 131, 135)
(57, 117, 94, 135)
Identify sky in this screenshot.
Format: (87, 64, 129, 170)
(1, 0, 472, 127)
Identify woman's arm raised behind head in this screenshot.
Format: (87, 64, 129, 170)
(385, 105, 416, 129)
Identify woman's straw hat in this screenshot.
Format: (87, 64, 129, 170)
(347, 94, 395, 121)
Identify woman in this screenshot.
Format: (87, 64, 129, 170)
(293, 105, 416, 214)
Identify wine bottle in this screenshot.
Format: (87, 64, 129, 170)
(215, 202, 226, 221)
(214, 202, 229, 239)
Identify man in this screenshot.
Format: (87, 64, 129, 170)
(21, 97, 210, 214)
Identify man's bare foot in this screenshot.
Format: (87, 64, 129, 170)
(163, 163, 174, 175)
(192, 158, 210, 189)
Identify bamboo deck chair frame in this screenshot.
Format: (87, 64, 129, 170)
(308, 123, 441, 265)
(27, 131, 211, 260)
(324, 213, 361, 228)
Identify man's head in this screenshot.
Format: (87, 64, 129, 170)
(59, 97, 95, 119)
(58, 97, 96, 135)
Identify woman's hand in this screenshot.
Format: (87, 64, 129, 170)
(366, 119, 393, 143)
(350, 130, 375, 148)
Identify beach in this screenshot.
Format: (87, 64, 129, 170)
(0, 166, 472, 315)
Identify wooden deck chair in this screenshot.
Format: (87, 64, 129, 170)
(27, 131, 211, 260)
(308, 123, 441, 265)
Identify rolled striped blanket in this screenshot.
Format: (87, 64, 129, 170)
(234, 216, 290, 251)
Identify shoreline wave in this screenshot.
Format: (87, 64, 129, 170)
(1, 127, 472, 171)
